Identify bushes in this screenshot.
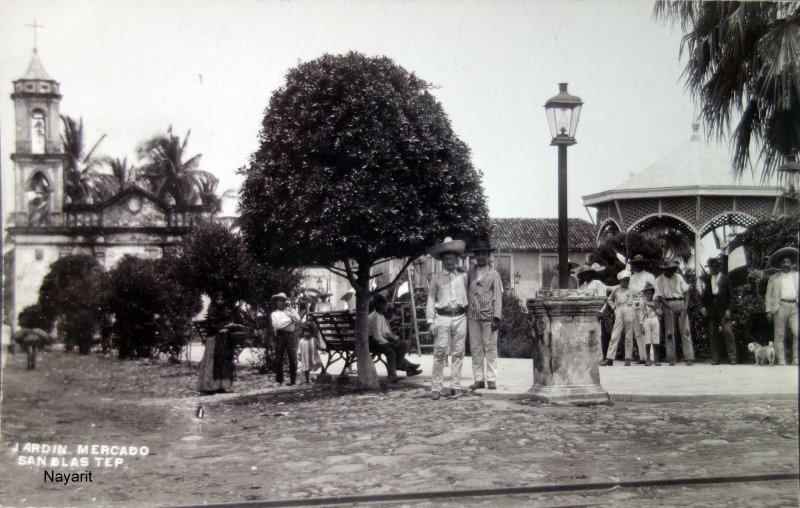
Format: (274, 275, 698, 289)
(498, 292, 533, 358)
(37, 255, 104, 354)
(18, 304, 51, 330)
(102, 255, 201, 360)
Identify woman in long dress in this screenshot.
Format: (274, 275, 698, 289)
(197, 292, 241, 394)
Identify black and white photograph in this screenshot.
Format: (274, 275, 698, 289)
(0, 0, 798, 506)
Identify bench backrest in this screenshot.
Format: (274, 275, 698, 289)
(308, 311, 357, 351)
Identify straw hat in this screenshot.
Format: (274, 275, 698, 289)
(617, 270, 632, 280)
(659, 259, 680, 269)
(270, 292, 290, 303)
(429, 237, 466, 260)
(769, 247, 798, 268)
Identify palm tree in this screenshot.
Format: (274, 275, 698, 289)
(655, 1, 800, 180)
(136, 126, 219, 207)
(61, 116, 117, 204)
(106, 157, 135, 193)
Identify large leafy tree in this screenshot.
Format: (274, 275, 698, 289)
(655, 1, 800, 179)
(61, 116, 117, 204)
(137, 126, 220, 207)
(240, 52, 490, 389)
(38, 254, 105, 354)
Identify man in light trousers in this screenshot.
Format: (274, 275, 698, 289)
(466, 239, 503, 391)
(654, 259, 694, 366)
(600, 270, 636, 366)
(426, 237, 468, 400)
(765, 247, 799, 365)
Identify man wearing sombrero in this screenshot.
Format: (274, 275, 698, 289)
(466, 239, 503, 391)
(765, 247, 799, 365)
(550, 261, 579, 290)
(654, 259, 695, 366)
(426, 237, 469, 400)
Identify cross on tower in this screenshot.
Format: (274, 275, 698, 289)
(26, 19, 44, 52)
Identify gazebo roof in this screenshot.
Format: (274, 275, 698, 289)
(583, 123, 780, 206)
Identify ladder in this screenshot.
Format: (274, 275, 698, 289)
(402, 263, 433, 355)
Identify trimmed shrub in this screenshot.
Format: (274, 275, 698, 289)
(102, 255, 201, 360)
(38, 255, 104, 354)
(498, 292, 533, 358)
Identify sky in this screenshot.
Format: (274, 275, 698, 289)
(0, 0, 717, 223)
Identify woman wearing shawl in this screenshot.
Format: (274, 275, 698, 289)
(197, 292, 243, 394)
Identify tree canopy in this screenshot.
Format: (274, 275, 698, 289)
(241, 52, 490, 273)
(240, 52, 490, 389)
(38, 254, 105, 354)
(655, 1, 800, 179)
(175, 220, 302, 311)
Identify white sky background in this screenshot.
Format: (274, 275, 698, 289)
(0, 0, 717, 223)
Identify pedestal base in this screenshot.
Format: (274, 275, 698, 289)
(527, 294, 611, 406)
(527, 384, 611, 405)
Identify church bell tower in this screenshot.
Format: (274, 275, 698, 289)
(10, 49, 64, 226)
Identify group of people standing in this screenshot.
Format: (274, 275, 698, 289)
(196, 242, 798, 395)
(598, 256, 695, 366)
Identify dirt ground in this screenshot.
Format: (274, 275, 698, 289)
(0, 348, 798, 507)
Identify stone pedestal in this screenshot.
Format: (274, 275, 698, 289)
(526, 293, 611, 405)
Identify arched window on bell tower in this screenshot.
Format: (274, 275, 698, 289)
(31, 109, 46, 154)
(27, 172, 51, 226)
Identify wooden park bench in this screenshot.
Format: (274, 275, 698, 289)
(307, 311, 388, 376)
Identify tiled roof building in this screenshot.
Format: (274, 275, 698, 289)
(491, 218, 597, 252)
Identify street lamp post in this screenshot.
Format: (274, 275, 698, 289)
(545, 83, 583, 289)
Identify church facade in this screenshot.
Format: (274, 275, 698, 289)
(3, 51, 214, 329)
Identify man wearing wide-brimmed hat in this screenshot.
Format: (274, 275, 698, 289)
(701, 257, 736, 365)
(549, 261, 579, 290)
(629, 254, 657, 364)
(601, 270, 636, 366)
(270, 292, 302, 385)
(654, 259, 695, 366)
(575, 264, 607, 297)
(426, 237, 468, 400)
(466, 239, 503, 391)
(765, 247, 798, 365)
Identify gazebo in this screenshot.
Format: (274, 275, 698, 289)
(582, 122, 797, 271)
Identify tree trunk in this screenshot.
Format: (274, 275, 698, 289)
(354, 266, 380, 390)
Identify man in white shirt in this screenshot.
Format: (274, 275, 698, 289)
(654, 259, 694, 366)
(270, 292, 301, 385)
(368, 294, 421, 380)
(426, 237, 468, 400)
(765, 247, 799, 365)
(600, 270, 635, 366)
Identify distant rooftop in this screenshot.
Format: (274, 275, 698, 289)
(491, 218, 597, 252)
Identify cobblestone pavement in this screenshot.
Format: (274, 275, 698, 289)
(0, 351, 797, 507)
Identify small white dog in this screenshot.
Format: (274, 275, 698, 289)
(748, 342, 775, 366)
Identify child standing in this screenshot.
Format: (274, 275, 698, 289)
(298, 323, 323, 384)
(639, 282, 662, 366)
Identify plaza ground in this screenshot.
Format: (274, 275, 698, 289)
(0, 345, 798, 507)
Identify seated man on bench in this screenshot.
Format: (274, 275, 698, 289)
(369, 294, 422, 381)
